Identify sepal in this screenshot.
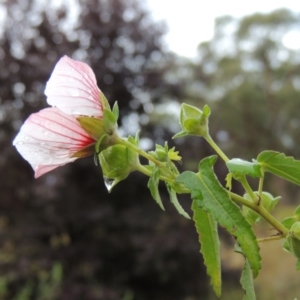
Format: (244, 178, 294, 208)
(77, 117, 106, 140)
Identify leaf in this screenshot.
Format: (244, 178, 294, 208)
(257, 151, 300, 186)
(240, 260, 256, 300)
(176, 156, 261, 277)
(166, 183, 190, 219)
(226, 158, 262, 178)
(192, 201, 221, 296)
(147, 167, 164, 210)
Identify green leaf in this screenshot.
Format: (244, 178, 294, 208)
(192, 201, 221, 296)
(176, 156, 261, 277)
(226, 158, 262, 178)
(257, 151, 300, 186)
(147, 167, 164, 210)
(166, 183, 190, 219)
(240, 260, 256, 300)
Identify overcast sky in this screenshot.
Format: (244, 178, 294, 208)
(146, 0, 300, 57)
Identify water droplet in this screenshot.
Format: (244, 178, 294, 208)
(103, 176, 114, 192)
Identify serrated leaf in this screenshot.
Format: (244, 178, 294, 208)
(257, 151, 300, 185)
(166, 183, 190, 219)
(147, 167, 164, 210)
(226, 159, 262, 178)
(240, 259, 256, 300)
(192, 201, 221, 296)
(176, 156, 261, 277)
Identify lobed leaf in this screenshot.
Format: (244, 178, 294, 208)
(192, 201, 221, 296)
(240, 259, 256, 300)
(257, 151, 300, 185)
(176, 156, 261, 277)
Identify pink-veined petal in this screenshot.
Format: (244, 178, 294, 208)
(13, 107, 95, 178)
(45, 55, 103, 117)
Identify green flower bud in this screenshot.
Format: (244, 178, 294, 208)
(98, 137, 139, 191)
(173, 104, 211, 138)
(243, 192, 281, 225)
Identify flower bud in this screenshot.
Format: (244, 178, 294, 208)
(243, 192, 280, 224)
(173, 104, 211, 138)
(98, 137, 139, 191)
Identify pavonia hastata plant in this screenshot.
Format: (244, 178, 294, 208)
(13, 56, 300, 299)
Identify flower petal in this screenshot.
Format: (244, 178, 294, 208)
(13, 107, 95, 178)
(45, 55, 103, 117)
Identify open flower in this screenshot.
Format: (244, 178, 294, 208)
(45, 55, 103, 117)
(13, 56, 104, 178)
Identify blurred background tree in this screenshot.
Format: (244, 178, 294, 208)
(1, 0, 300, 299)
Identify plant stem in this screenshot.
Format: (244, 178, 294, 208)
(204, 134, 229, 162)
(257, 235, 283, 243)
(229, 192, 256, 209)
(135, 163, 174, 183)
(230, 192, 288, 236)
(258, 176, 264, 197)
(115, 137, 175, 178)
(239, 175, 257, 201)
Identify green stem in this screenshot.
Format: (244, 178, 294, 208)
(230, 192, 288, 236)
(115, 137, 175, 178)
(229, 192, 256, 209)
(239, 175, 257, 201)
(135, 163, 174, 183)
(257, 234, 283, 243)
(204, 133, 229, 162)
(258, 205, 288, 236)
(258, 176, 264, 198)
